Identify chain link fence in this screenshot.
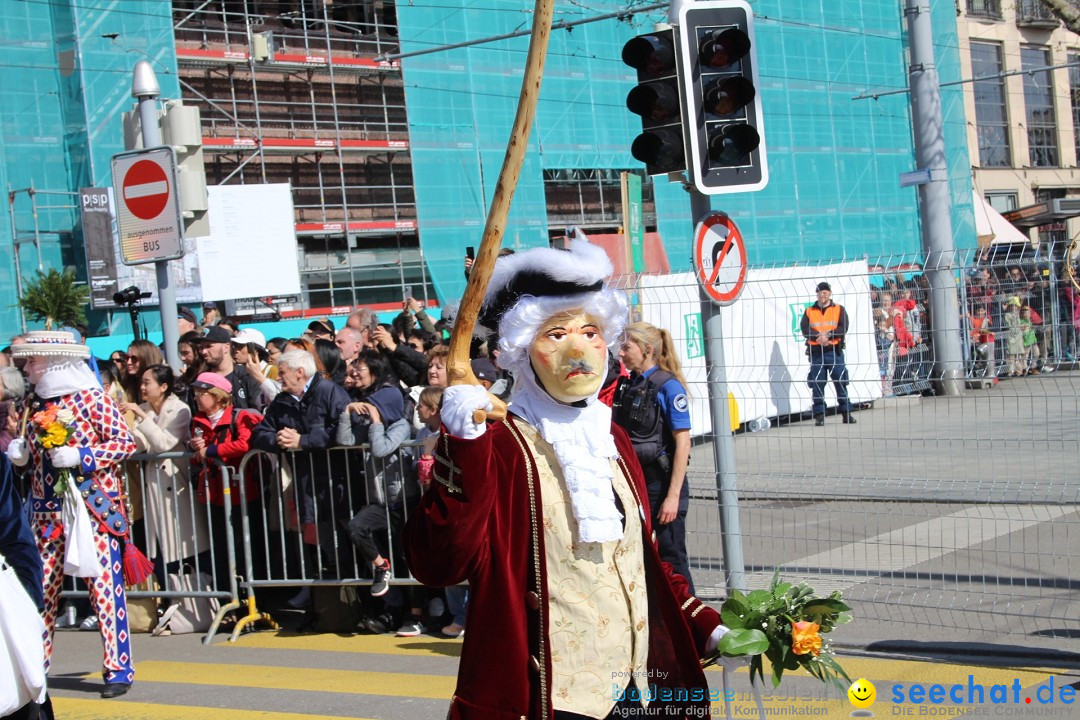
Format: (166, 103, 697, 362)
(616, 246, 1079, 653)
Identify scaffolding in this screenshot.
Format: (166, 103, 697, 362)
(172, 0, 425, 310)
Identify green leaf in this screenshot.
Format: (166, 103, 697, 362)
(769, 568, 781, 591)
(819, 654, 853, 684)
(720, 607, 745, 629)
(750, 656, 764, 686)
(771, 658, 784, 687)
(802, 599, 851, 615)
(773, 582, 792, 597)
(834, 612, 853, 625)
(716, 628, 769, 656)
(720, 591, 750, 629)
(747, 589, 772, 607)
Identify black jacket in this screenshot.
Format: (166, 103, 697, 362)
(250, 374, 352, 524)
(384, 344, 429, 388)
(250, 374, 350, 453)
(1, 456, 44, 610)
(227, 365, 267, 412)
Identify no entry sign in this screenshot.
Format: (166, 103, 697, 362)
(123, 160, 170, 220)
(111, 147, 185, 265)
(693, 212, 747, 306)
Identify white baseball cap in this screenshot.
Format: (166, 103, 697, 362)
(232, 328, 266, 348)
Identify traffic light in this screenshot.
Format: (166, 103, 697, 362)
(622, 29, 686, 175)
(678, 0, 768, 194)
(162, 100, 209, 238)
(121, 100, 209, 237)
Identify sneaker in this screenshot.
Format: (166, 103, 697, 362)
(441, 622, 465, 638)
(395, 618, 425, 637)
(371, 562, 392, 597)
(287, 587, 312, 608)
(56, 605, 79, 629)
(80, 615, 100, 632)
(365, 611, 395, 634)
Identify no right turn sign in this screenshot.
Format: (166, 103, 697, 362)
(693, 212, 747, 306)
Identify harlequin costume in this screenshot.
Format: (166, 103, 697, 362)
(406, 240, 730, 720)
(7, 331, 142, 697)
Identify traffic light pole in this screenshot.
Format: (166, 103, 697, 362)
(691, 187, 746, 596)
(133, 62, 181, 371)
(905, 0, 964, 396)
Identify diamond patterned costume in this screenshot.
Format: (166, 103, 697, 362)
(23, 388, 138, 686)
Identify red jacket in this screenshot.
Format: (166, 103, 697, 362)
(406, 415, 721, 720)
(191, 407, 262, 505)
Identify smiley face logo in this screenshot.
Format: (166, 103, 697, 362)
(848, 678, 876, 710)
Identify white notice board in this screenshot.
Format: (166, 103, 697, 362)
(196, 184, 301, 301)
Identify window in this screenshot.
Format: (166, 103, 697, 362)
(970, 42, 1011, 167)
(984, 192, 1018, 213)
(1021, 46, 1059, 167)
(1070, 52, 1080, 163)
(967, 0, 1001, 19)
(542, 169, 655, 232)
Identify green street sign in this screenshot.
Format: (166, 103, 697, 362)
(684, 312, 704, 359)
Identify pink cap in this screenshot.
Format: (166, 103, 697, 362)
(191, 372, 232, 394)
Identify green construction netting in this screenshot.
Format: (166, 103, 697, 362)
(0, 0, 178, 334)
(397, 0, 973, 304)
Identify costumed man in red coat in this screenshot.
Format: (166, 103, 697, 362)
(406, 239, 734, 720)
(6, 331, 141, 698)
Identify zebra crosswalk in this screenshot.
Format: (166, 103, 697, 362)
(46, 628, 1073, 720)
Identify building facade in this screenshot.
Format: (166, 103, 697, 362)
(0, 0, 974, 340)
(959, 0, 1080, 249)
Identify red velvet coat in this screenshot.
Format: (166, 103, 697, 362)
(405, 414, 722, 720)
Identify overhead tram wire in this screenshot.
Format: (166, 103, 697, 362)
(374, 1, 670, 62)
(853, 60, 1080, 100)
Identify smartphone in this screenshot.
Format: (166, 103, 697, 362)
(403, 285, 413, 300)
(466, 245, 475, 260)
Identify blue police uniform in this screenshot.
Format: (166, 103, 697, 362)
(613, 366, 695, 593)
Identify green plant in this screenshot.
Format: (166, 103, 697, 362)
(706, 569, 853, 692)
(17, 269, 89, 330)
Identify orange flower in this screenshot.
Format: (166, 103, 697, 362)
(791, 620, 822, 657)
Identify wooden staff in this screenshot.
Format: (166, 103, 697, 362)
(446, 0, 556, 423)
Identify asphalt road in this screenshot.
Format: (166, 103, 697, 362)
(682, 371, 1080, 658)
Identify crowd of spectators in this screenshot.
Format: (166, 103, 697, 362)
(870, 257, 1079, 394)
(0, 290, 499, 640)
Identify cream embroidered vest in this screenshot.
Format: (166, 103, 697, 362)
(518, 424, 650, 719)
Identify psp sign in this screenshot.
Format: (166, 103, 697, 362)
(111, 147, 185, 265)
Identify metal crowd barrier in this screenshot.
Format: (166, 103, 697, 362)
(57, 451, 261, 643)
(226, 440, 428, 640)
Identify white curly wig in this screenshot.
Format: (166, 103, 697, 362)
(476, 238, 628, 374)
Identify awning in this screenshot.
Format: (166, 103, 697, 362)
(973, 191, 1033, 247)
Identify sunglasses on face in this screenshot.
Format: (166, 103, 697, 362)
(111, 355, 127, 362)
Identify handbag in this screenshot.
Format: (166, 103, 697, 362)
(152, 569, 219, 635)
(0, 552, 48, 715)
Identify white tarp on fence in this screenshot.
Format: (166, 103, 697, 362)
(638, 260, 882, 438)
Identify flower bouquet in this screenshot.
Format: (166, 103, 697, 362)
(704, 570, 853, 692)
(31, 404, 79, 494)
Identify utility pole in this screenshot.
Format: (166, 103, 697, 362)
(132, 61, 181, 370)
(690, 188, 746, 595)
(905, 0, 964, 396)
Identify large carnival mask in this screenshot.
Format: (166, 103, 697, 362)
(528, 310, 607, 404)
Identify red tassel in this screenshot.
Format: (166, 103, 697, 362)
(122, 542, 154, 586)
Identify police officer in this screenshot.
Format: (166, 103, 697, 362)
(614, 321, 696, 594)
(802, 281, 856, 426)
